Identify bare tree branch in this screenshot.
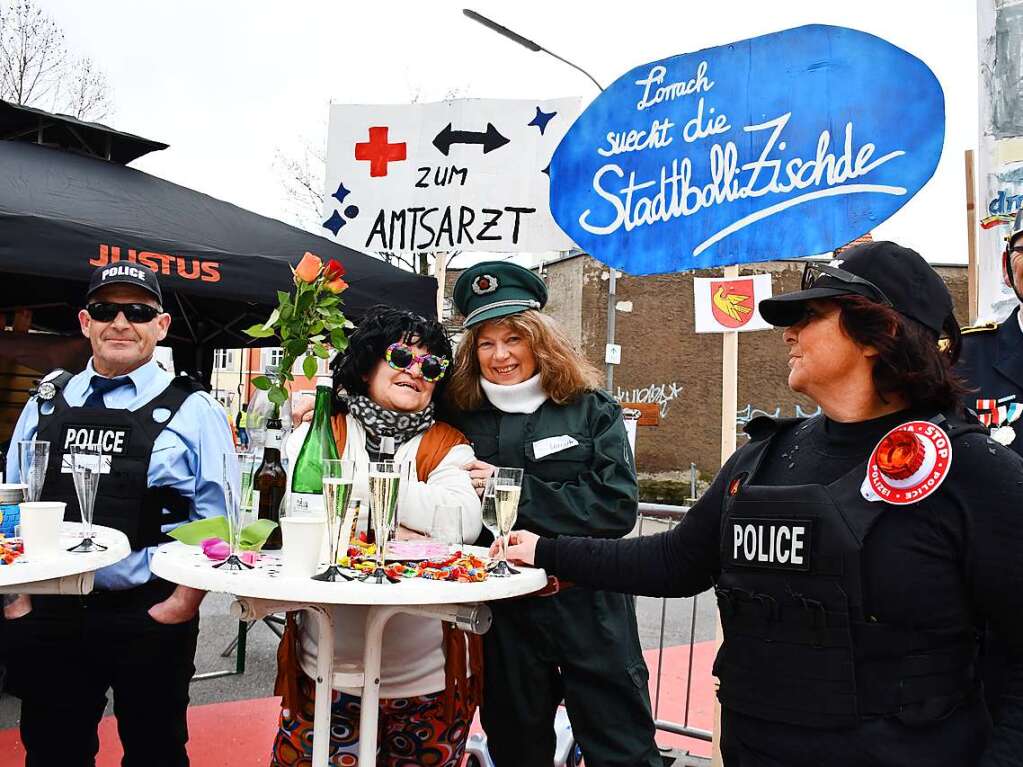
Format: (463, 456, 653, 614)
(0, 0, 112, 121)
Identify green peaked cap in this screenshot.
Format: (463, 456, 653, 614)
(452, 261, 548, 328)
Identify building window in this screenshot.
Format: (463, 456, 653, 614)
(213, 349, 234, 370)
(264, 348, 285, 373)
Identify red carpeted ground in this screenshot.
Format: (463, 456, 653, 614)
(0, 642, 716, 765)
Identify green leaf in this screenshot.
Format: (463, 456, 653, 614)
(313, 342, 329, 359)
(268, 386, 288, 406)
(319, 296, 339, 307)
(309, 321, 324, 335)
(285, 339, 307, 357)
(277, 290, 291, 306)
(251, 375, 272, 391)
(243, 324, 275, 339)
(281, 305, 294, 322)
(261, 308, 280, 330)
(331, 331, 349, 351)
(296, 290, 314, 313)
(302, 354, 318, 379)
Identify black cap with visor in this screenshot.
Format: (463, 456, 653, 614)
(758, 241, 954, 337)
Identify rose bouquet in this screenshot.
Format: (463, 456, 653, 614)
(244, 252, 351, 412)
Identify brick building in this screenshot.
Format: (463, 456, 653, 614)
(448, 255, 969, 478)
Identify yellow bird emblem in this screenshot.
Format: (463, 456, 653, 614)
(713, 286, 753, 323)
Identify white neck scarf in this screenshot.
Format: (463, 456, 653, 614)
(480, 374, 548, 414)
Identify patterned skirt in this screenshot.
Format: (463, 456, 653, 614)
(270, 673, 471, 767)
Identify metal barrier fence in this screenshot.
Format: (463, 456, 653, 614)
(636, 501, 714, 747)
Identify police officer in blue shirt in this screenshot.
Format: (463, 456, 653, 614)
(957, 208, 1023, 457)
(2, 263, 235, 766)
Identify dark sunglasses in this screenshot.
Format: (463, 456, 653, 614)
(86, 302, 161, 323)
(801, 263, 893, 307)
(385, 342, 449, 382)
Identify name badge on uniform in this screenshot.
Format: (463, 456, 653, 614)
(60, 454, 113, 474)
(728, 518, 813, 571)
(532, 435, 579, 459)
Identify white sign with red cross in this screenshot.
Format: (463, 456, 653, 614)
(323, 97, 581, 254)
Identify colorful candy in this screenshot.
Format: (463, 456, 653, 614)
(342, 542, 490, 582)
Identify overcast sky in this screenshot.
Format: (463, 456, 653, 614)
(37, 0, 977, 265)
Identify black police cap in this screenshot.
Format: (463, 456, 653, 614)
(759, 241, 953, 336)
(87, 262, 163, 305)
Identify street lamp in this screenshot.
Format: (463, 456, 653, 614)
(462, 9, 620, 394)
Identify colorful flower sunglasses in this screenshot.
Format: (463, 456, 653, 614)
(385, 342, 450, 382)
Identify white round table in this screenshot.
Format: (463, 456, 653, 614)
(0, 522, 131, 594)
(152, 541, 546, 767)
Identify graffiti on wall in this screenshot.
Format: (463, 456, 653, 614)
(736, 403, 822, 436)
(615, 382, 684, 418)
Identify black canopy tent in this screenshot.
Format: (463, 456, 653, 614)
(0, 102, 437, 383)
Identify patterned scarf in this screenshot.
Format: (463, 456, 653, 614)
(345, 394, 435, 456)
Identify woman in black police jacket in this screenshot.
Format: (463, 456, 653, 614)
(502, 242, 1023, 767)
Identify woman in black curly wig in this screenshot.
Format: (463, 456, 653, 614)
(272, 305, 483, 767)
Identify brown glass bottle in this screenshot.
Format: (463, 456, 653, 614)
(255, 417, 286, 550)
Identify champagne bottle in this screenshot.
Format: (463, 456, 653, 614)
(290, 375, 339, 515)
(255, 416, 286, 550)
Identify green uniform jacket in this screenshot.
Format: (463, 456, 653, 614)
(453, 390, 661, 767)
(453, 389, 638, 540)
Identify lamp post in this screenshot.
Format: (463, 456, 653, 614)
(462, 9, 619, 394)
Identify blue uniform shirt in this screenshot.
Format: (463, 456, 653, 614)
(7, 357, 234, 590)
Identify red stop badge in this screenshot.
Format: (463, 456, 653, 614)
(861, 421, 952, 505)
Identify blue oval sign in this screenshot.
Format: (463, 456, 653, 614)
(549, 25, 944, 275)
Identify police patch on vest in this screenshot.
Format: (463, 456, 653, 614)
(58, 425, 129, 473)
(728, 518, 812, 571)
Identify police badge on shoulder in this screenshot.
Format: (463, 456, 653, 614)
(861, 421, 952, 505)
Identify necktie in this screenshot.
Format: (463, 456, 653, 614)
(83, 376, 130, 408)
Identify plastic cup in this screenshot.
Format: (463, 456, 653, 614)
(19, 501, 65, 558)
(280, 515, 326, 577)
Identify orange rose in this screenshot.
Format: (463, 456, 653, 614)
(325, 277, 348, 294)
(294, 252, 322, 284)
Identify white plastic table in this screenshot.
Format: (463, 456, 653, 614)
(151, 541, 546, 766)
(0, 522, 131, 594)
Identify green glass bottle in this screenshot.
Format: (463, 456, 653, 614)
(289, 375, 339, 515)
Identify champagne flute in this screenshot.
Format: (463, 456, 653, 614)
(313, 458, 355, 581)
(237, 450, 258, 527)
(490, 467, 524, 577)
(363, 460, 401, 584)
(17, 440, 50, 503)
(67, 444, 107, 553)
(213, 453, 252, 570)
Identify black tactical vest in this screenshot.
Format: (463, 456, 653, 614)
(36, 371, 201, 550)
(714, 414, 984, 729)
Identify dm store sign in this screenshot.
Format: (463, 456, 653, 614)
(549, 25, 945, 275)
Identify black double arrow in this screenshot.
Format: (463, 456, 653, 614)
(433, 122, 510, 156)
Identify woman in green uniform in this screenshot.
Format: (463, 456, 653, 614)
(446, 262, 662, 767)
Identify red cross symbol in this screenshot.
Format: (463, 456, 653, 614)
(354, 126, 406, 177)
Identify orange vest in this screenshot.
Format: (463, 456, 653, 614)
(275, 416, 483, 723)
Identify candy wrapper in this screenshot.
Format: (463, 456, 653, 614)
(0, 537, 24, 565)
(201, 538, 260, 566)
